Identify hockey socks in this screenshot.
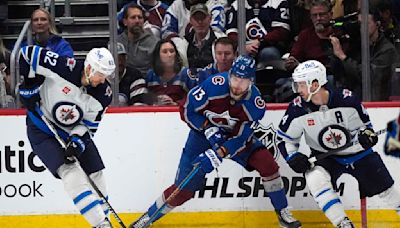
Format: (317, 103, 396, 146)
(90, 171, 110, 218)
(306, 166, 347, 226)
(147, 196, 175, 223)
(263, 176, 288, 210)
(58, 163, 107, 227)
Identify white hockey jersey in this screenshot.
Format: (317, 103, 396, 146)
(19, 45, 112, 137)
(277, 89, 372, 158)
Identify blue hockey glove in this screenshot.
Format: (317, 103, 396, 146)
(384, 119, 400, 157)
(65, 135, 86, 163)
(204, 126, 225, 150)
(19, 84, 41, 112)
(192, 149, 222, 174)
(286, 152, 311, 173)
(358, 128, 378, 150)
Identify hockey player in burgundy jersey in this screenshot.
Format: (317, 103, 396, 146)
(277, 60, 400, 227)
(19, 45, 115, 228)
(129, 55, 301, 228)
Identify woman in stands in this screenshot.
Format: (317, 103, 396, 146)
(146, 39, 195, 106)
(22, 8, 73, 57)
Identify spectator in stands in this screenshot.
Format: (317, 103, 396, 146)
(147, 39, 194, 105)
(0, 35, 15, 108)
(226, 0, 291, 64)
(161, 0, 226, 40)
(117, 0, 169, 37)
(288, 0, 313, 42)
(22, 8, 73, 57)
(192, 36, 237, 86)
(118, 4, 159, 75)
(114, 42, 151, 106)
(375, 0, 400, 51)
(161, 0, 226, 66)
(284, 0, 338, 74)
(330, 8, 399, 101)
(185, 3, 219, 68)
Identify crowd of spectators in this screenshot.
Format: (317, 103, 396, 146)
(2, 0, 400, 109)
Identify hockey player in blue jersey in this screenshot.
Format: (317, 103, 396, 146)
(130, 55, 301, 228)
(19, 45, 116, 228)
(277, 60, 400, 227)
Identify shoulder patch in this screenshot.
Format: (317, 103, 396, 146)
(105, 85, 112, 97)
(211, 75, 225, 85)
(66, 58, 76, 72)
(342, 89, 352, 98)
(254, 96, 265, 109)
(293, 96, 302, 107)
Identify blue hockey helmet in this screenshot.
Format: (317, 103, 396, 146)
(230, 55, 256, 80)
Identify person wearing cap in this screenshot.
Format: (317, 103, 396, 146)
(118, 3, 159, 75)
(129, 55, 301, 228)
(184, 3, 221, 68)
(18, 45, 116, 228)
(114, 42, 152, 106)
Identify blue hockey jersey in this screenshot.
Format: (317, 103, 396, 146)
(180, 72, 267, 157)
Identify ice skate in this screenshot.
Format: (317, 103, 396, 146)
(94, 218, 112, 228)
(275, 208, 302, 228)
(129, 212, 151, 228)
(337, 217, 355, 228)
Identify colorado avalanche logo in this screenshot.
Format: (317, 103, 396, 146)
(246, 18, 268, 40)
(52, 102, 83, 127)
(205, 110, 238, 130)
(318, 125, 351, 151)
(254, 96, 265, 109)
(252, 122, 279, 160)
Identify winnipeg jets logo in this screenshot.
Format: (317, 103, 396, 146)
(52, 102, 83, 127)
(318, 125, 351, 151)
(205, 110, 239, 130)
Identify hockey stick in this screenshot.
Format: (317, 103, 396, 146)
(308, 128, 387, 164)
(143, 163, 201, 227)
(34, 106, 127, 228)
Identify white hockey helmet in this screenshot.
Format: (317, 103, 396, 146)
(84, 47, 116, 78)
(292, 60, 327, 101)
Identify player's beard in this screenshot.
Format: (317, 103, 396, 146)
(230, 87, 247, 101)
(129, 25, 144, 37)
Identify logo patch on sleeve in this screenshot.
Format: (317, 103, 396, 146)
(66, 58, 76, 71)
(255, 96, 265, 109)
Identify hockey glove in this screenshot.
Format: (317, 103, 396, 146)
(192, 149, 222, 174)
(65, 135, 86, 163)
(286, 152, 311, 173)
(358, 128, 378, 150)
(19, 84, 41, 112)
(384, 118, 400, 157)
(204, 126, 225, 151)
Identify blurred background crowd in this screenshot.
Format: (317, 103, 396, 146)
(0, 0, 399, 108)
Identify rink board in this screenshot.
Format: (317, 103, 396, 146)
(0, 103, 399, 226)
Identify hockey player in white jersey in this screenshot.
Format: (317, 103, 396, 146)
(19, 45, 116, 228)
(277, 60, 400, 227)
